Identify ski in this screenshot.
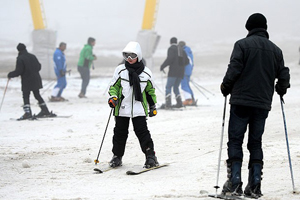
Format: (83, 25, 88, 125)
(41, 115, 72, 118)
(48, 96, 69, 102)
(208, 194, 242, 200)
(158, 104, 183, 111)
(33, 113, 72, 119)
(126, 163, 169, 175)
(94, 166, 120, 174)
(10, 116, 37, 121)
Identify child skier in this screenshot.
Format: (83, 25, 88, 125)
(108, 41, 159, 168)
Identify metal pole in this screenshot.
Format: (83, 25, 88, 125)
(214, 96, 227, 196)
(0, 79, 10, 113)
(191, 79, 215, 96)
(191, 80, 209, 100)
(94, 108, 113, 165)
(280, 97, 296, 192)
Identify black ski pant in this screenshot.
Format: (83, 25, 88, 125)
(112, 116, 154, 157)
(227, 105, 269, 164)
(22, 90, 45, 105)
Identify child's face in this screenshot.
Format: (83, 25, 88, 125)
(127, 57, 138, 64)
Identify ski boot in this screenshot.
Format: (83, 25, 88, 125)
(18, 104, 33, 120)
(144, 148, 159, 168)
(36, 103, 52, 118)
(244, 161, 263, 198)
(78, 92, 87, 98)
(183, 99, 193, 106)
(159, 94, 172, 109)
(221, 160, 243, 196)
(173, 95, 183, 108)
(109, 155, 122, 168)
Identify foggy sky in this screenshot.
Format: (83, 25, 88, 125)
(1, 0, 300, 55)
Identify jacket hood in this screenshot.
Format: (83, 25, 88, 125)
(122, 41, 142, 62)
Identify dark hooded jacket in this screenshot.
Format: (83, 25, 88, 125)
(160, 44, 184, 78)
(222, 28, 290, 110)
(8, 50, 43, 92)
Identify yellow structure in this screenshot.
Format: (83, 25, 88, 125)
(142, 0, 159, 30)
(28, 0, 46, 30)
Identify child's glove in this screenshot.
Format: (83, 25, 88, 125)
(149, 105, 157, 117)
(108, 97, 118, 108)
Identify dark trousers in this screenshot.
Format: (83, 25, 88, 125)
(77, 66, 90, 95)
(112, 116, 154, 157)
(165, 77, 182, 97)
(22, 90, 45, 105)
(227, 105, 269, 163)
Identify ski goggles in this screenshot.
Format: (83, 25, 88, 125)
(123, 52, 138, 61)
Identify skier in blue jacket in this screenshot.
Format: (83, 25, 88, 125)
(179, 41, 195, 106)
(50, 42, 67, 101)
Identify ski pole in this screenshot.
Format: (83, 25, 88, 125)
(191, 80, 215, 96)
(191, 80, 209, 100)
(153, 81, 164, 95)
(103, 78, 113, 96)
(94, 108, 113, 165)
(0, 79, 10, 113)
(41, 80, 55, 95)
(280, 97, 296, 193)
(214, 96, 227, 196)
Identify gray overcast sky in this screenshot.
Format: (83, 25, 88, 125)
(1, 0, 300, 54)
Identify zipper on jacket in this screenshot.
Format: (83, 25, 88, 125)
(131, 87, 134, 118)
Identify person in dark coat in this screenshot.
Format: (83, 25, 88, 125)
(160, 37, 184, 108)
(220, 13, 290, 198)
(7, 43, 53, 120)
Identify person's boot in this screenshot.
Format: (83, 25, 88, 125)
(109, 155, 122, 168)
(221, 160, 243, 196)
(244, 161, 263, 198)
(78, 92, 86, 98)
(36, 103, 52, 118)
(18, 104, 32, 120)
(165, 94, 172, 108)
(174, 95, 183, 108)
(144, 148, 159, 168)
(160, 94, 172, 109)
(183, 99, 193, 106)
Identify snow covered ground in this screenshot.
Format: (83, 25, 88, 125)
(0, 48, 300, 200)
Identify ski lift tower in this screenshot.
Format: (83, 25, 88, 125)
(29, 0, 56, 79)
(137, 0, 161, 69)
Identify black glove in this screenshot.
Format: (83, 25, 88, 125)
(108, 97, 118, 108)
(275, 84, 288, 97)
(149, 105, 157, 117)
(60, 70, 66, 76)
(7, 72, 12, 78)
(220, 83, 230, 97)
(160, 65, 164, 72)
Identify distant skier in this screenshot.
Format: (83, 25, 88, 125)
(77, 37, 97, 98)
(7, 43, 54, 120)
(108, 41, 159, 169)
(160, 37, 184, 108)
(220, 13, 290, 198)
(178, 41, 196, 106)
(50, 42, 67, 102)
